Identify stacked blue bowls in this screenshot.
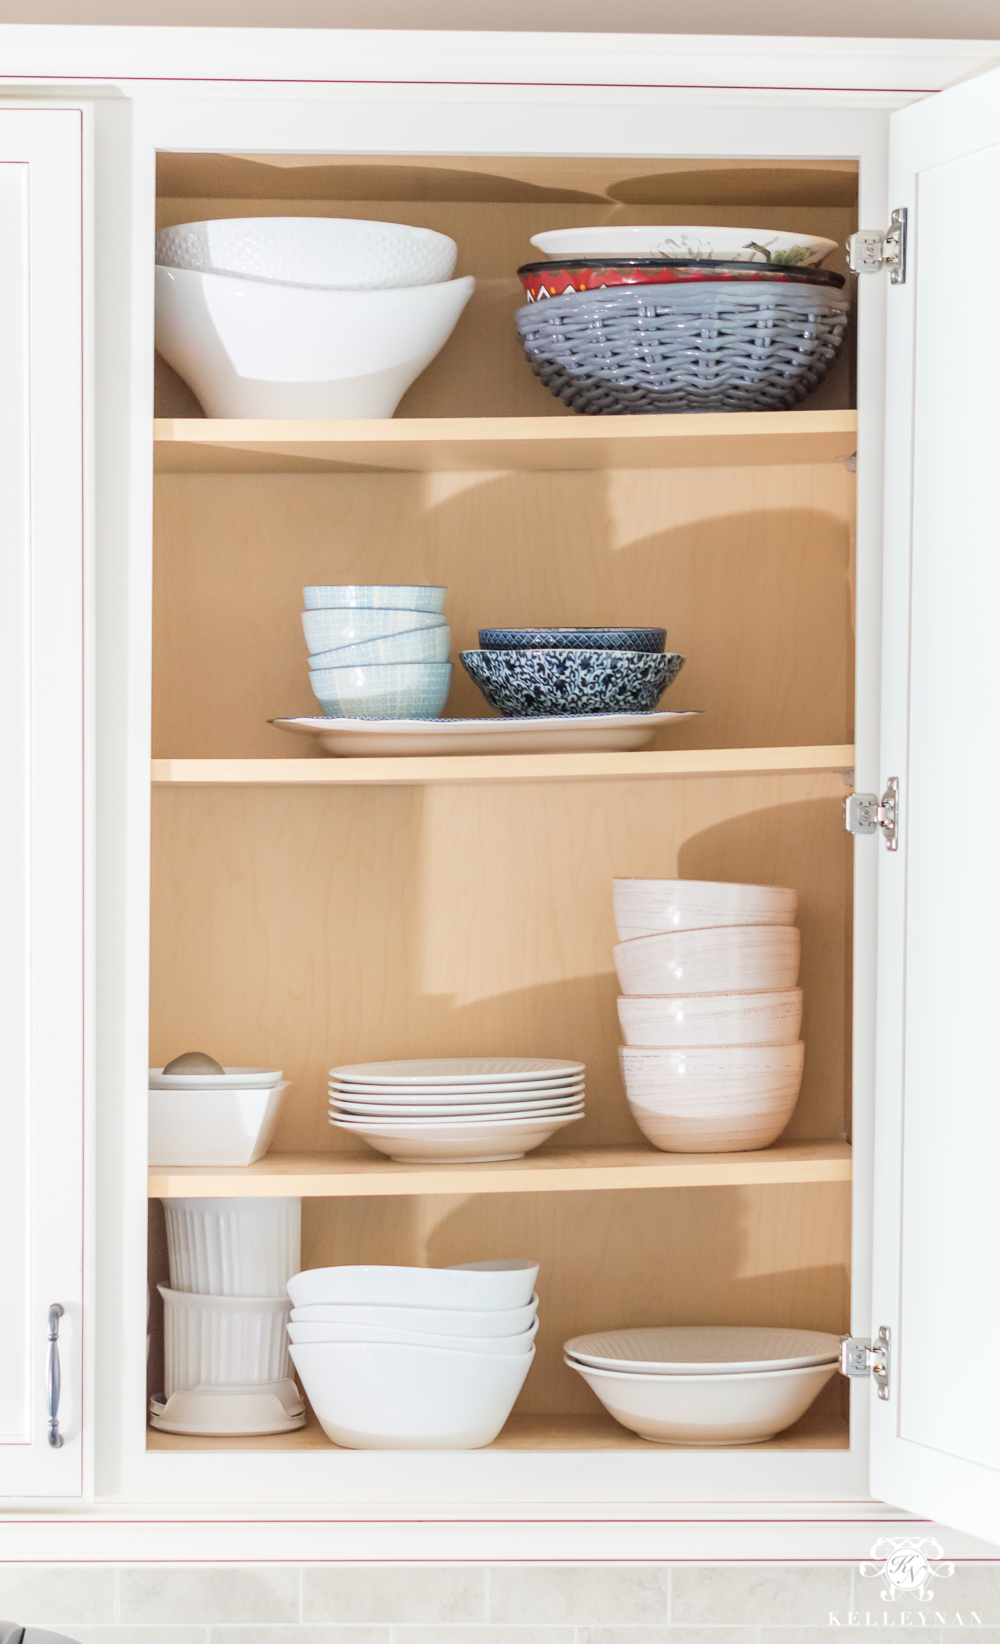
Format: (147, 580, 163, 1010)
(302, 585, 452, 718)
(461, 626, 683, 718)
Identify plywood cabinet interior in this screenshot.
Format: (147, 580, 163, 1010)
(148, 150, 858, 1458)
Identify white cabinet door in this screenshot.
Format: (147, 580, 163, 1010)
(0, 106, 87, 1497)
(873, 61, 1000, 1544)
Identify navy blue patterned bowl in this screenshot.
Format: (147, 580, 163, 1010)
(461, 647, 685, 717)
(478, 626, 666, 653)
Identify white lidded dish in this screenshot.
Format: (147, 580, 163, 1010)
(287, 1259, 538, 1311)
(163, 1197, 302, 1297)
(563, 1324, 842, 1375)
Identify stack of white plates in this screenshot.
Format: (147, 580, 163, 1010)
(328, 1057, 585, 1162)
(565, 1325, 841, 1446)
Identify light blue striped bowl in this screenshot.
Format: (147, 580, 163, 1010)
(309, 626, 451, 670)
(303, 584, 447, 613)
(311, 661, 453, 719)
(301, 607, 446, 650)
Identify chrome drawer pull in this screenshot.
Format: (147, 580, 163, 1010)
(46, 1304, 64, 1448)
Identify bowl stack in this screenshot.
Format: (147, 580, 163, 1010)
(154, 216, 474, 419)
(329, 1057, 585, 1162)
(150, 1196, 304, 1437)
(301, 584, 452, 718)
(613, 879, 804, 1152)
(287, 1259, 539, 1448)
(461, 626, 683, 717)
(564, 1324, 841, 1445)
(514, 224, 849, 415)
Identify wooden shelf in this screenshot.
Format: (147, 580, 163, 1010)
(153, 410, 858, 475)
(148, 1139, 851, 1200)
(146, 1401, 848, 1453)
(152, 744, 856, 789)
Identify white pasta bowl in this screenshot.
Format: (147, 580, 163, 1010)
(567, 1357, 838, 1444)
(614, 924, 800, 997)
(156, 217, 458, 290)
(618, 989, 803, 1048)
(620, 1042, 804, 1153)
(564, 1324, 842, 1375)
(289, 1294, 539, 1335)
(529, 226, 837, 266)
(290, 1340, 534, 1448)
(148, 1081, 290, 1166)
(163, 1196, 301, 1297)
(154, 266, 475, 419)
(287, 1260, 539, 1311)
(307, 626, 451, 670)
(287, 1318, 538, 1352)
(331, 1108, 582, 1162)
(612, 878, 798, 941)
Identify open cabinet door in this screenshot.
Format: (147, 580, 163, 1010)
(872, 61, 1000, 1543)
(0, 106, 87, 1497)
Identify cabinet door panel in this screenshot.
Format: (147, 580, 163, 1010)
(0, 106, 86, 1498)
(874, 62, 1000, 1545)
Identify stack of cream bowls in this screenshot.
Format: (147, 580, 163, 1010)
(329, 1057, 585, 1162)
(150, 1196, 304, 1437)
(302, 583, 452, 719)
(613, 879, 803, 1152)
(287, 1259, 539, 1448)
(564, 1324, 841, 1445)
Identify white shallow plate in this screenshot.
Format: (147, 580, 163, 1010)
(330, 1058, 585, 1085)
(331, 1110, 582, 1162)
(329, 1079, 585, 1102)
(271, 710, 701, 757)
(331, 1098, 585, 1119)
(528, 226, 838, 265)
(563, 1325, 844, 1375)
(149, 1065, 283, 1090)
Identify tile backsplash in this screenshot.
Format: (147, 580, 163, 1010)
(1, 1565, 999, 1641)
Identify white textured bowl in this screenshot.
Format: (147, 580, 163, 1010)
(612, 878, 798, 941)
(289, 1294, 539, 1335)
(287, 1318, 538, 1352)
(159, 1286, 292, 1395)
(148, 1081, 289, 1167)
(163, 1197, 301, 1297)
(290, 1340, 534, 1448)
(331, 1108, 582, 1162)
(614, 924, 801, 997)
(156, 217, 458, 290)
(155, 266, 475, 419)
(312, 660, 452, 719)
(568, 1357, 838, 1444)
(529, 226, 838, 266)
(303, 586, 447, 614)
(620, 1042, 804, 1153)
(618, 990, 802, 1048)
(287, 1260, 539, 1311)
(308, 626, 450, 670)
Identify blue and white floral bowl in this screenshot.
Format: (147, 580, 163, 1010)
(479, 627, 666, 653)
(312, 661, 453, 719)
(461, 648, 684, 717)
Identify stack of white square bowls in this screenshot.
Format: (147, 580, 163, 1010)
(613, 879, 804, 1152)
(150, 1197, 305, 1437)
(286, 1259, 538, 1448)
(301, 584, 452, 719)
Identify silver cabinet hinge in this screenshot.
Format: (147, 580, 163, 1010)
(847, 208, 907, 283)
(840, 1327, 891, 1400)
(845, 776, 899, 851)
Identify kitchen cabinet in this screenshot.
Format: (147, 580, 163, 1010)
(2, 25, 999, 1550)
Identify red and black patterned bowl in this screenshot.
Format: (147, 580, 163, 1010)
(517, 258, 846, 304)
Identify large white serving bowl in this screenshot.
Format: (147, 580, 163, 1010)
(154, 266, 475, 419)
(303, 585, 447, 614)
(614, 924, 800, 997)
(618, 990, 802, 1048)
(308, 627, 451, 670)
(287, 1259, 539, 1311)
(159, 1286, 292, 1395)
(148, 1081, 290, 1167)
(529, 226, 837, 266)
(289, 1294, 539, 1335)
(331, 1108, 582, 1162)
(612, 878, 798, 942)
(567, 1357, 838, 1444)
(312, 661, 453, 719)
(156, 217, 458, 290)
(163, 1196, 301, 1297)
(290, 1340, 534, 1448)
(620, 1042, 804, 1153)
(287, 1318, 538, 1351)
(563, 1324, 842, 1375)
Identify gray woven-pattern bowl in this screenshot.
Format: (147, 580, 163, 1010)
(516, 282, 851, 415)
